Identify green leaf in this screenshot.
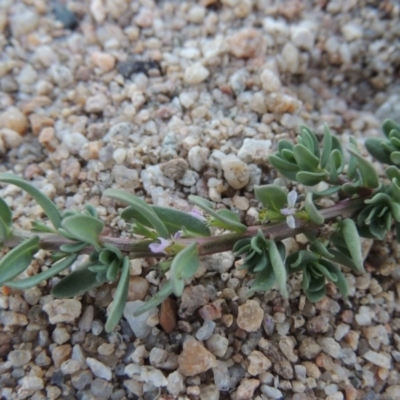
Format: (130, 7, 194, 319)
(293, 144, 320, 172)
(347, 137, 359, 179)
(296, 171, 327, 186)
(0, 197, 12, 240)
(301, 268, 311, 290)
(51, 267, 100, 298)
(366, 193, 400, 221)
(233, 238, 251, 255)
(105, 256, 130, 332)
(281, 149, 296, 162)
(103, 243, 123, 260)
(328, 249, 360, 272)
(320, 124, 332, 169)
(106, 259, 121, 282)
(299, 125, 320, 158)
(328, 148, 343, 173)
(390, 151, 400, 165)
(104, 189, 169, 238)
(211, 209, 242, 230)
(309, 241, 334, 259)
(391, 178, 400, 203)
(266, 239, 288, 298)
(385, 166, 400, 181)
(311, 262, 337, 282)
(0, 236, 40, 285)
(250, 229, 267, 254)
(287, 250, 318, 272)
(347, 144, 379, 189)
(0, 173, 62, 229)
(59, 241, 87, 253)
(96, 271, 108, 284)
(319, 259, 348, 297)
(382, 119, 400, 138)
(133, 280, 174, 316)
(5, 254, 77, 289)
(269, 154, 300, 172)
(305, 285, 326, 302)
(254, 185, 287, 212)
(131, 221, 159, 239)
(365, 138, 392, 164)
(247, 267, 276, 297)
(121, 206, 210, 237)
(189, 195, 246, 233)
(278, 139, 294, 153)
(62, 215, 104, 252)
(83, 204, 98, 218)
(155, 206, 210, 237)
(31, 221, 56, 233)
(304, 193, 324, 225)
(88, 264, 108, 273)
(252, 251, 269, 272)
(170, 242, 199, 296)
(312, 185, 341, 197)
(341, 180, 362, 196)
(307, 275, 326, 292)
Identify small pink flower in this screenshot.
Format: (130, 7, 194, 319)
(149, 238, 171, 255)
(173, 231, 182, 239)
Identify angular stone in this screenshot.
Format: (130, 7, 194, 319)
(43, 299, 82, 324)
(123, 301, 158, 339)
(8, 350, 32, 367)
(363, 350, 391, 369)
(299, 338, 321, 360)
(52, 344, 71, 368)
(86, 357, 112, 381)
(0, 107, 28, 135)
(221, 155, 250, 190)
(237, 300, 264, 332)
(248, 350, 272, 376)
(236, 378, 260, 400)
(178, 338, 217, 376)
(179, 285, 210, 318)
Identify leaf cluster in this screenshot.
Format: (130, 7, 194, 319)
(233, 230, 288, 298)
(269, 125, 379, 191)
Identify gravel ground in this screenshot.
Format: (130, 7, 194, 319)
(1, 0, 400, 399)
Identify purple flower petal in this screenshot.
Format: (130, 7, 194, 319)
(189, 208, 206, 221)
(286, 215, 296, 229)
(149, 238, 171, 255)
(173, 230, 182, 239)
(280, 207, 295, 216)
(287, 190, 297, 208)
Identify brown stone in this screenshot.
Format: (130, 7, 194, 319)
(229, 28, 264, 59)
(273, 360, 294, 379)
(198, 300, 223, 321)
(51, 344, 71, 368)
(20, 96, 52, 114)
(236, 378, 260, 400)
(29, 114, 54, 136)
(159, 298, 177, 334)
(237, 300, 264, 332)
(0, 107, 28, 135)
(316, 353, 335, 371)
(178, 338, 217, 376)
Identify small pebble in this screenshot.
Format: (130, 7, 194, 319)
(184, 63, 210, 84)
(237, 300, 264, 332)
(178, 337, 217, 376)
(86, 357, 112, 381)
